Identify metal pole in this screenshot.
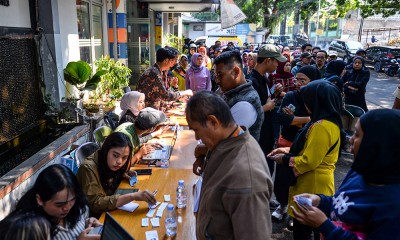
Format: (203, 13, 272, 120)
(314, 0, 321, 46)
(112, 0, 118, 61)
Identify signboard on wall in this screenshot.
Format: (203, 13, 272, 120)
(193, 25, 204, 31)
(205, 23, 256, 36)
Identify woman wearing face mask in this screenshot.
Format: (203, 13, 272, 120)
(172, 54, 189, 91)
(269, 80, 344, 240)
(6, 164, 102, 240)
(76, 132, 157, 218)
(291, 109, 400, 240)
(185, 53, 211, 93)
(343, 56, 370, 112)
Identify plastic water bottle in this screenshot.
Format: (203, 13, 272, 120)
(165, 204, 177, 237)
(176, 180, 187, 209)
(160, 150, 169, 168)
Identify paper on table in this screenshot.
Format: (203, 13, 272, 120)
(156, 202, 168, 218)
(142, 218, 149, 227)
(146, 208, 156, 218)
(194, 177, 202, 213)
(164, 195, 171, 202)
(145, 230, 159, 240)
(117, 202, 139, 212)
(150, 217, 160, 227)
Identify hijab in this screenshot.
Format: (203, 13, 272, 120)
(297, 65, 321, 81)
(190, 53, 204, 73)
(273, 60, 294, 78)
(119, 91, 144, 118)
(290, 80, 343, 155)
(352, 56, 366, 71)
(323, 60, 346, 90)
(351, 109, 400, 184)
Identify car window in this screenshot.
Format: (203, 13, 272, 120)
(346, 41, 363, 50)
(390, 49, 400, 56)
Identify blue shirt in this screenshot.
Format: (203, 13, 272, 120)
(318, 170, 400, 240)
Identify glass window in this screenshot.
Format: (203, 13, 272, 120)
(76, 0, 103, 65)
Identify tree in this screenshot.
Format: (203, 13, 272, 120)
(359, 0, 400, 17)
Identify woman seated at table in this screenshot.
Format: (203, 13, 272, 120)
(4, 164, 102, 240)
(119, 91, 163, 144)
(76, 132, 157, 218)
(291, 109, 400, 240)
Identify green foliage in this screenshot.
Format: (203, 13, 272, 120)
(94, 56, 132, 101)
(164, 34, 183, 53)
(335, 0, 359, 18)
(63, 61, 106, 91)
(359, 0, 400, 18)
(191, 12, 220, 21)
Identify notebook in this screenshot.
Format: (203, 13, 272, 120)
(95, 212, 135, 240)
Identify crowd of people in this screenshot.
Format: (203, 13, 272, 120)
(1, 40, 399, 240)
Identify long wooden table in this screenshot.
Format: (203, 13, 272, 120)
(100, 168, 198, 240)
(99, 108, 199, 239)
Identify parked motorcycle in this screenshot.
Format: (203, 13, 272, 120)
(384, 58, 399, 77)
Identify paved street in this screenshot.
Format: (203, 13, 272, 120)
(271, 69, 399, 240)
(366, 70, 400, 110)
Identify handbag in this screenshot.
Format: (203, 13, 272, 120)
(285, 138, 339, 186)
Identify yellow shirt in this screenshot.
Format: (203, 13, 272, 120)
(288, 120, 340, 216)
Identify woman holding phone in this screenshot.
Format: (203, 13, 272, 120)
(291, 109, 400, 240)
(4, 164, 102, 240)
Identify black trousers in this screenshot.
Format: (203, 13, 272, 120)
(273, 164, 290, 206)
(293, 219, 320, 240)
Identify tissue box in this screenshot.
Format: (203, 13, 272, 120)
(61, 149, 78, 174)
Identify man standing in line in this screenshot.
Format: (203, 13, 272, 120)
(187, 91, 273, 240)
(312, 50, 328, 76)
(213, 50, 264, 141)
(291, 43, 313, 68)
(248, 44, 287, 175)
(291, 52, 312, 76)
(137, 47, 192, 110)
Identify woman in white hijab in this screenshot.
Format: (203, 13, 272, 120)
(118, 91, 164, 145)
(119, 91, 145, 125)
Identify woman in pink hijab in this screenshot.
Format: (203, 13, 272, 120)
(119, 91, 145, 125)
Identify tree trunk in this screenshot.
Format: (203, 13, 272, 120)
(293, 1, 301, 38)
(304, 17, 309, 36)
(280, 15, 287, 35)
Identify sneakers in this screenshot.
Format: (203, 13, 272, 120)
(272, 205, 288, 221)
(269, 199, 280, 210)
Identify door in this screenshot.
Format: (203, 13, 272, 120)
(127, 1, 150, 86)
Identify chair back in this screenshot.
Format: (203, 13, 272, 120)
(104, 112, 119, 130)
(93, 126, 113, 146)
(341, 104, 366, 134)
(74, 142, 99, 167)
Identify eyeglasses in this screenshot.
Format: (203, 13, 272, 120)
(294, 78, 308, 84)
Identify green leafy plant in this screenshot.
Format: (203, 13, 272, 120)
(94, 56, 131, 101)
(63, 60, 106, 91)
(164, 34, 183, 53)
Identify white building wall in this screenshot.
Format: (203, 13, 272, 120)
(0, 0, 31, 28)
(53, 0, 80, 99)
(188, 23, 205, 41)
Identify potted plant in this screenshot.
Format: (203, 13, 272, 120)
(94, 56, 132, 112)
(63, 60, 106, 115)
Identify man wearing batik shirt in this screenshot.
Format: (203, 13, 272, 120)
(137, 47, 192, 110)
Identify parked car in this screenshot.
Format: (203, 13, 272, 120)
(328, 40, 364, 63)
(266, 35, 294, 48)
(365, 46, 400, 73)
